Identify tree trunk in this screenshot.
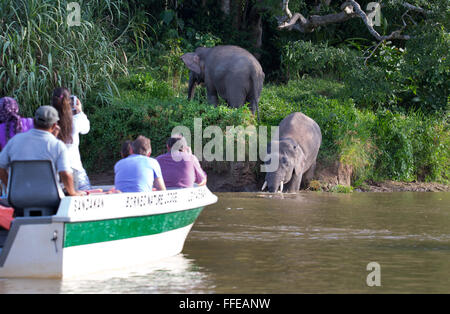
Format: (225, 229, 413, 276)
(248, 5, 263, 56)
(231, 0, 244, 30)
(221, 0, 230, 14)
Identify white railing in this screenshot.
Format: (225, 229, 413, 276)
(52, 185, 217, 222)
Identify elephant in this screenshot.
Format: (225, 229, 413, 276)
(181, 45, 265, 120)
(187, 71, 204, 100)
(261, 112, 322, 193)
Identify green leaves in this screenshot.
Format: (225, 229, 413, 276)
(0, 0, 129, 116)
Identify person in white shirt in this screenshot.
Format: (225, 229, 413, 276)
(52, 87, 91, 190)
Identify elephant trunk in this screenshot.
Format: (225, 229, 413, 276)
(265, 173, 284, 193)
(188, 76, 197, 100)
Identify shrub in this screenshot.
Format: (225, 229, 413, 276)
(330, 185, 354, 193)
(117, 73, 174, 99)
(400, 26, 449, 112)
(281, 40, 358, 80)
(372, 110, 449, 182)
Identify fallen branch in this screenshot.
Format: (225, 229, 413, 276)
(347, 0, 410, 41)
(278, 0, 357, 33)
(278, 0, 429, 41)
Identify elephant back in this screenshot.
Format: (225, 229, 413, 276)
(279, 112, 322, 167)
(206, 46, 262, 73)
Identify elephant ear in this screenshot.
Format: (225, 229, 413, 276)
(181, 53, 201, 74)
(293, 144, 305, 176)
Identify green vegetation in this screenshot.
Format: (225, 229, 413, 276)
(1, 0, 448, 187)
(330, 185, 354, 194)
(0, 0, 133, 116)
(84, 73, 449, 185)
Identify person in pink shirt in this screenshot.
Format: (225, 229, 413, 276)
(156, 135, 207, 189)
(0, 97, 34, 150)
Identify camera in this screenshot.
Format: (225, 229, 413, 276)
(70, 95, 78, 114)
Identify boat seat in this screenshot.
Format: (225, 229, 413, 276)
(7, 160, 64, 217)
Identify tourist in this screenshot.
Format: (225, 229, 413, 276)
(0, 97, 34, 150)
(156, 135, 207, 188)
(121, 140, 133, 158)
(114, 135, 166, 192)
(51, 87, 91, 190)
(0, 106, 86, 196)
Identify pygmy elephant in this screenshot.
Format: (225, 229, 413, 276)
(181, 45, 265, 119)
(262, 112, 322, 193)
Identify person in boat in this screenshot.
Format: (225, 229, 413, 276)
(121, 140, 133, 158)
(114, 135, 166, 192)
(51, 87, 91, 191)
(156, 135, 207, 189)
(0, 106, 86, 196)
(0, 97, 34, 151)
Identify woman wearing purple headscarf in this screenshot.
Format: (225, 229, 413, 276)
(0, 97, 34, 150)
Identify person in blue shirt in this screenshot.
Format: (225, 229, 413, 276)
(114, 135, 166, 192)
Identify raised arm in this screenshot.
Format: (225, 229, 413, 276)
(73, 99, 90, 135)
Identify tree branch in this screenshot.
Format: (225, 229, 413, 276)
(347, 0, 410, 41)
(278, 0, 426, 41)
(278, 0, 356, 33)
(403, 2, 432, 15)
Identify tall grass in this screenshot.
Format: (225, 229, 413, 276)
(0, 0, 135, 116)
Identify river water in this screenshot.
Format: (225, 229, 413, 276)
(0, 192, 449, 294)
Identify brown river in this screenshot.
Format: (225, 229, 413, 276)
(0, 191, 449, 293)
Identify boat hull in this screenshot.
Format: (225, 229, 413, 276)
(0, 186, 216, 278)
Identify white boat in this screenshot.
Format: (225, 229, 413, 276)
(0, 161, 217, 278)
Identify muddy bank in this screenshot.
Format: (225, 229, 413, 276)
(89, 160, 449, 193)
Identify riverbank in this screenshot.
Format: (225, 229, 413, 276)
(89, 163, 450, 193)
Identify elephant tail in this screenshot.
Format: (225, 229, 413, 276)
(251, 68, 264, 97)
(250, 68, 264, 121)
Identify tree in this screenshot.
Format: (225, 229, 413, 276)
(277, 0, 432, 42)
(219, 0, 265, 55)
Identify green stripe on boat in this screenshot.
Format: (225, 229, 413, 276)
(63, 207, 203, 247)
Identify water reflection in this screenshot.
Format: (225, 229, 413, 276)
(184, 192, 450, 293)
(0, 254, 213, 294)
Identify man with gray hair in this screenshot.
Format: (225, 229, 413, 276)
(114, 135, 166, 192)
(0, 106, 85, 196)
(156, 135, 207, 188)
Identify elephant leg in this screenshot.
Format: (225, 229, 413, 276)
(207, 89, 219, 107)
(227, 91, 246, 109)
(301, 162, 316, 189)
(249, 98, 260, 121)
(187, 72, 197, 100)
(286, 171, 302, 193)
